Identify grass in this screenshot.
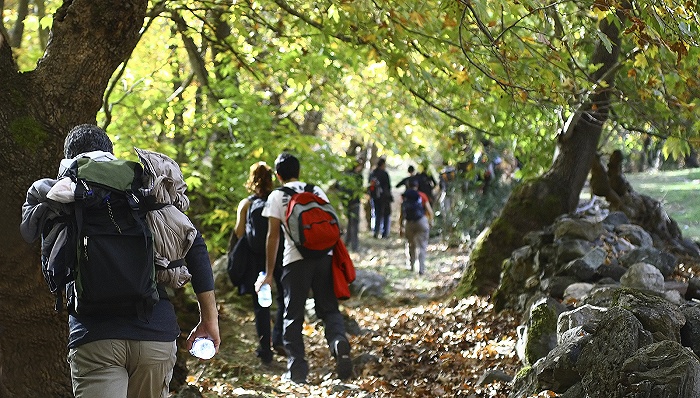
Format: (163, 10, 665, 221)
(625, 168, 700, 242)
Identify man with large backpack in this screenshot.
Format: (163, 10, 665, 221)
(20, 124, 220, 397)
(399, 180, 434, 275)
(257, 152, 353, 384)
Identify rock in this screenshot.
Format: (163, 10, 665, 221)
(350, 269, 387, 297)
(583, 285, 621, 308)
(562, 283, 594, 305)
(686, 277, 700, 300)
(603, 211, 630, 228)
(556, 239, 595, 265)
(541, 276, 578, 299)
(681, 305, 700, 358)
(619, 247, 677, 277)
(620, 262, 665, 293)
(554, 218, 606, 242)
(518, 296, 565, 365)
(595, 262, 627, 281)
(619, 340, 700, 397)
(557, 304, 607, 344)
(615, 223, 654, 248)
(577, 307, 653, 398)
(560, 248, 606, 281)
(615, 289, 686, 342)
(476, 369, 513, 385)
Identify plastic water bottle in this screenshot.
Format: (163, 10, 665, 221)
(257, 272, 272, 307)
(189, 337, 216, 360)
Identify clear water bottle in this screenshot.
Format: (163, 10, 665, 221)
(257, 271, 272, 307)
(189, 337, 216, 360)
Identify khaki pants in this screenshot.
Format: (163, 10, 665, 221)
(68, 339, 177, 398)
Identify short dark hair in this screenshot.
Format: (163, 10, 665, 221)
(377, 157, 386, 168)
(274, 152, 300, 181)
(64, 124, 113, 158)
(408, 165, 415, 173)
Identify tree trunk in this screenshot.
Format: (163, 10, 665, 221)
(457, 4, 627, 302)
(0, 1, 147, 395)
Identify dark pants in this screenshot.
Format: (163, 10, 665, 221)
(252, 264, 284, 362)
(372, 197, 391, 238)
(281, 255, 348, 381)
(346, 202, 360, 251)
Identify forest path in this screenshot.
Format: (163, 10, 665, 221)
(185, 231, 520, 397)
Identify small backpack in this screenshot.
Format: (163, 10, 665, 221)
(401, 189, 425, 221)
(278, 184, 340, 259)
(66, 158, 159, 320)
(368, 175, 383, 199)
(245, 195, 268, 254)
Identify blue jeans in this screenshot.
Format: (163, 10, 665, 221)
(372, 197, 391, 237)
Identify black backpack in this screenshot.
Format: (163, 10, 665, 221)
(401, 189, 425, 221)
(245, 195, 268, 254)
(65, 158, 159, 320)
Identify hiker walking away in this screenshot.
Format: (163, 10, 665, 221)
(257, 152, 353, 384)
(415, 163, 437, 205)
(395, 165, 417, 192)
(231, 161, 285, 365)
(20, 124, 220, 398)
(399, 180, 434, 275)
(336, 160, 364, 251)
(369, 157, 392, 239)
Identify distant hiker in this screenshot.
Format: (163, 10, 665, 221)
(257, 152, 353, 383)
(20, 124, 220, 397)
(369, 157, 392, 239)
(336, 160, 364, 251)
(415, 163, 436, 204)
(230, 161, 285, 365)
(395, 165, 417, 192)
(438, 162, 457, 220)
(399, 180, 434, 275)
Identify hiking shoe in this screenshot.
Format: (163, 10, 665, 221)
(273, 344, 287, 357)
(333, 339, 353, 380)
(281, 371, 307, 385)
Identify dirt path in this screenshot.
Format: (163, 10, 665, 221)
(183, 232, 520, 397)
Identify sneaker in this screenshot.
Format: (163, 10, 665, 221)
(273, 344, 287, 357)
(333, 339, 353, 380)
(281, 371, 307, 385)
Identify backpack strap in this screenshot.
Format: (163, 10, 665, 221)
(278, 186, 297, 197)
(304, 184, 315, 193)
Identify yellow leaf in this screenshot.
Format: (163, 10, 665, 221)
(592, 7, 608, 21)
(454, 69, 470, 84)
(633, 53, 648, 68)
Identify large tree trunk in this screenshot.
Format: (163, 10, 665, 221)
(0, 1, 147, 395)
(457, 4, 627, 301)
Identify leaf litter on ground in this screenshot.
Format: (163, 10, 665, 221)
(186, 233, 521, 397)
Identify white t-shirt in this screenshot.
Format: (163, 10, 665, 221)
(262, 181, 332, 266)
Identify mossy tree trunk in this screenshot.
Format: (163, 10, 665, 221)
(0, 1, 147, 396)
(457, 4, 627, 299)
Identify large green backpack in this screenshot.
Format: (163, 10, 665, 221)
(67, 158, 159, 320)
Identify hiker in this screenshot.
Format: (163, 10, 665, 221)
(336, 160, 364, 252)
(257, 152, 353, 383)
(415, 163, 437, 205)
(231, 161, 285, 365)
(20, 124, 220, 397)
(395, 165, 417, 192)
(369, 157, 392, 239)
(399, 180, 434, 275)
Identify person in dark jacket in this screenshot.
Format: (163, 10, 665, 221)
(369, 157, 392, 239)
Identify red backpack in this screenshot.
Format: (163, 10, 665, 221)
(278, 184, 340, 258)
